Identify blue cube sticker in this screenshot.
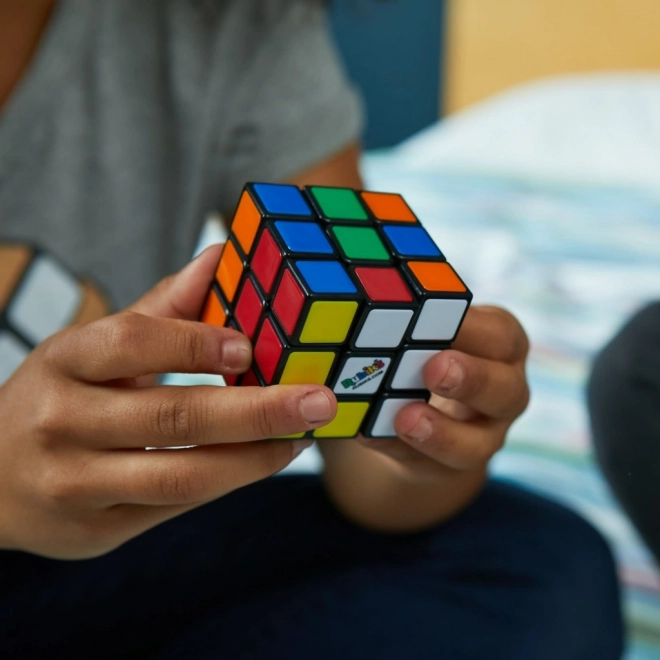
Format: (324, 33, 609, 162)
(296, 261, 357, 294)
(253, 183, 312, 217)
(382, 226, 442, 258)
(274, 221, 334, 255)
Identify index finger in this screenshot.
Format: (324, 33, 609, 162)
(452, 306, 529, 364)
(48, 312, 251, 382)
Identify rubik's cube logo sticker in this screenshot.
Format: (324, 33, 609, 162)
(201, 183, 473, 439)
(339, 358, 389, 392)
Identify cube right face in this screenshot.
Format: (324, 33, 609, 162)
(201, 183, 472, 440)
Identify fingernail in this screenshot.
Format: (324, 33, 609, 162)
(221, 338, 251, 370)
(300, 391, 333, 424)
(404, 416, 433, 443)
(292, 439, 314, 458)
(437, 360, 464, 391)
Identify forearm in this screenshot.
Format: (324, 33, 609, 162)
(319, 439, 487, 533)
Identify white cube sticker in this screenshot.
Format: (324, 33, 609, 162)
(355, 309, 413, 348)
(333, 356, 391, 395)
(391, 350, 439, 390)
(371, 397, 426, 438)
(412, 299, 468, 342)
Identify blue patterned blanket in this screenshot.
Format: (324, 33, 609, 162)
(362, 151, 660, 658)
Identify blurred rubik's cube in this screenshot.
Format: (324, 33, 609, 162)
(201, 183, 472, 439)
(0, 244, 110, 385)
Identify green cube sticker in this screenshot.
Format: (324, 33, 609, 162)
(310, 187, 368, 221)
(331, 226, 390, 261)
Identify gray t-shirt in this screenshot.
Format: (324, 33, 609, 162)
(0, 0, 362, 313)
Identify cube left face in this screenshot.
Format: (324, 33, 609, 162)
(199, 183, 472, 438)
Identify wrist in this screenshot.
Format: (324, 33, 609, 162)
(320, 438, 489, 533)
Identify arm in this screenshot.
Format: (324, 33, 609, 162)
(288, 143, 529, 533)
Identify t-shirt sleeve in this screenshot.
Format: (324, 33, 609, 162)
(215, 0, 364, 208)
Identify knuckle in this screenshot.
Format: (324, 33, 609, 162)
(175, 326, 208, 371)
(39, 333, 63, 370)
(474, 441, 496, 464)
(483, 306, 529, 362)
(149, 394, 200, 444)
(33, 393, 69, 445)
(101, 312, 146, 359)
(516, 380, 531, 416)
(40, 464, 85, 505)
(432, 429, 459, 457)
(488, 428, 508, 458)
(247, 392, 278, 439)
(38, 327, 78, 374)
(511, 323, 530, 361)
(157, 462, 207, 504)
(473, 426, 507, 465)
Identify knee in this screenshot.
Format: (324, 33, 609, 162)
(508, 487, 623, 653)
(588, 301, 660, 399)
(539, 502, 624, 656)
(543, 500, 619, 598)
(587, 301, 660, 467)
(424, 483, 624, 657)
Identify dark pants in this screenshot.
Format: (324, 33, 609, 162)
(0, 476, 623, 659)
(588, 301, 660, 563)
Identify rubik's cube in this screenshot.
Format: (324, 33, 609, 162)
(201, 183, 472, 439)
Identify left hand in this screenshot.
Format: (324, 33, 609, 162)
(357, 305, 530, 483)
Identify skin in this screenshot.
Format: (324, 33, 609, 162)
(289, 150, 529, 532)
(0, 0, 56, 109)
(0, 2, 530, 557)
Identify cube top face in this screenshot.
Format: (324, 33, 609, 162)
(203, 182, 473, 438)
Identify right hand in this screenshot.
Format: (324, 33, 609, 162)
(0, 246, 336, 559)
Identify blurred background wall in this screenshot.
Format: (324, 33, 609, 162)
(329, 0, 445, 149)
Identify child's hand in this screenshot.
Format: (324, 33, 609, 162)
(357, 306, 529, 483)
(0, 246, 334, 559)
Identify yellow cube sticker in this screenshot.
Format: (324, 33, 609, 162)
(279, 351, 336, 385)
(313, 401, 370, 438)
(299, 300, 357, 344)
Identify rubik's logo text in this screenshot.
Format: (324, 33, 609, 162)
(200, 183, 472, 439)
(341, 359, 387, 391)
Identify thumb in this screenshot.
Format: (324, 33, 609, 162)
(128, 244, 224, 320)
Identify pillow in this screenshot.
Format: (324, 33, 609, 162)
(396, 73, 660, 191)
